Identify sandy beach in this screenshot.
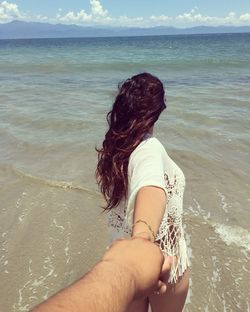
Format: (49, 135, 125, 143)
(0, 34, 250, 311)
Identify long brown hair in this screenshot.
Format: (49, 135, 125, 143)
(96, 72, 166, 210)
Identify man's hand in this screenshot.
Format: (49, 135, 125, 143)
(33, 235, 172, 312)
(101, 234, 172, 299)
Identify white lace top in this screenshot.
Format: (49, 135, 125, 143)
(107, 135, 189, 283)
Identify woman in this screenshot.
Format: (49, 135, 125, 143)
(96, 73, 189, 312)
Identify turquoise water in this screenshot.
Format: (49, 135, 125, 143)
(0, 33, 250, 311)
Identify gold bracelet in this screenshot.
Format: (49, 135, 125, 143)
(132, 219, 156, 242)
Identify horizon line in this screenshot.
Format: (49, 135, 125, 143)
(2, 19, 250, 29)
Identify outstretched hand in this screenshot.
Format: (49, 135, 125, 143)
(102, 233, 172, 299)
(133, 232, 172, 296)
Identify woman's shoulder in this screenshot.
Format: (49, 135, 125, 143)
(137, 136, 166, 153)
(130, 136, 167, 162)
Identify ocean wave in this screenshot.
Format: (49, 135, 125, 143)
(213, 223, 250, 252)
(187, 196, 250, 252)
(187, 211, 250, 253)
(12, 166, 100, 195)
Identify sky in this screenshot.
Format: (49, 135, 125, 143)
(1, 0, 250, 27)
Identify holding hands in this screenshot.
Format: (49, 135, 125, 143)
(102, 232, 172, 299)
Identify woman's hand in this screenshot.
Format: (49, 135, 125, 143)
(155, 255, 173, 295)
(132, 232, 173, 296)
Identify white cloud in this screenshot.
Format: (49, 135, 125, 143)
(113, 15, 147, 27)
(90, 0, 108, 17)
(33, 14, 48, 22)
(0, 1, 21, 22)
(240, 13, 250, 22)
(223, 12, 237, 24)
(0, 1, 49, 23)
(59, 9, 92, 23)
(58, 0, 110, 24)
(1, 1, 250, 27)
(176, 7, 217, 25)
(150, 15, 172, 26)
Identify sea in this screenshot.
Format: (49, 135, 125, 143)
(0, 33, 249, 311)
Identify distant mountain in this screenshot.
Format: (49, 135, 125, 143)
(0, 20, 250, 39)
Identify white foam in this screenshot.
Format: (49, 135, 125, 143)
(28, 259, 32, 274)
(213, 223, 250, 251)
(216, 189, 229, 213)
(65, 235, 71, 264)
(189, 198, 250, 252)
(18, 215, 24, 223)
(52, 218, 65, 232)
(14, 166, 99, 195)
(189, 198, 211, 221)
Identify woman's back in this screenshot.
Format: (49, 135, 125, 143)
(107, 135, 189, 284)
(96, 73, 190, 311)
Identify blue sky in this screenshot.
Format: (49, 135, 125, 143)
(1, 0, 250, 27)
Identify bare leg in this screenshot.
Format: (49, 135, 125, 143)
(126, 297, 149, 312)
(149, 269, 190, 312)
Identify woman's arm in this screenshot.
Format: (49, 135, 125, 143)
(128, 138, 168, 240)
(132, 186, 167, 241)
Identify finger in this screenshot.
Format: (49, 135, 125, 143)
(156, 280, 167, 294)
(159, 283, 167, 295)
(153, 281, 167, 296)
(161, 256, 173, 276)
(157, 280, 164, 289)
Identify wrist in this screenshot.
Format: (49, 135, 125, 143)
(98, 259, 137, 302)
(132, 220, 156, 242)
(132, 231, 154, 242)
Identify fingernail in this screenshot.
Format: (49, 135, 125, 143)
(167, 256, 173, 265)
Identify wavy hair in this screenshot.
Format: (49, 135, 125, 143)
(96, 72, 166, 210)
